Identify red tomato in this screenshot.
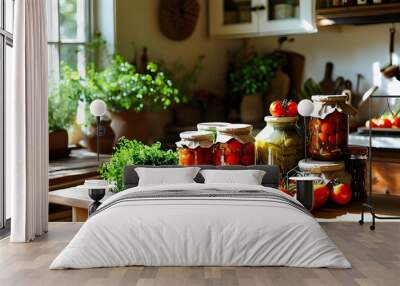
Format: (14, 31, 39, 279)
(241, 155, 254, 165)
(313, 184, 330, 209)
(227, 139, 242, 153)
(328, 134, 336, 145)
(225, 154, 241, 165)
(331, 183, 352, 205)
(286, 101, 298, 117)
(392, 117, 400, 128)
(269, 100, 285, 117)
(214, 149, 222, 166)
(242, 143, 254, 155)
(180, 153, 194, 166)
(321, 122, 334, 134)
(336, 132, 345, 144)
(319, 132, 328, 143)
(376, 118, 392, 128)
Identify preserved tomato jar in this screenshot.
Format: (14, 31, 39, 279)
(308, 95, 356, 161)
(215, 124, 255, 166)
(176, 131, 214, 166)
(255, 116, 303, 173)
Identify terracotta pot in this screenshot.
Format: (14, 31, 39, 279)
(49, 129, 70, 160)
(174, 103, 204, 126)
(109, 110, 150, 143)
(240, 93, 265, 124)
(85, 121, 115, 154)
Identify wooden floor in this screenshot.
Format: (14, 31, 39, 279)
(0, 222, 399, 286)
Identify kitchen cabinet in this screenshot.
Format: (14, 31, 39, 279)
(209, 0, 317, 38)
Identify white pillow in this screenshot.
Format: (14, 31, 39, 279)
(200, 169, 266, 185)
(135, 167, 200, 186)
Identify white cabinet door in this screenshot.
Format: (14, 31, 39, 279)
(209, 0, 259, 37)
(258, 0, 317, 36)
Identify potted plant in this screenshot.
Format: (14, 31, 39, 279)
(229, 52, 282, 124)
(85, 55, 180, 143)
(161, 55, 205, 126)
(48, 65, 81, 159)
(99, 138, 178, 192)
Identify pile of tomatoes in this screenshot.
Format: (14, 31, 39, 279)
(366, 115, 400, 129)
(308, 111, 347, 161)
(269, 100, 298, 117)
(178, 147, 213, 166)
(215, 139, 255, 166)
(280, 180, 352, 209)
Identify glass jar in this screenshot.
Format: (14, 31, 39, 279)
(255, 116, 303, 173)
(346, 146, 368, 202)
(298, 159, 351, 185)
(215, 124, 255, 166)
(176, 131, 214, 166)
(197, 122, 230, 141)
(308, 95, 356, 161)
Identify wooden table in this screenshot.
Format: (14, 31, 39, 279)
(49, 187, 114, 222)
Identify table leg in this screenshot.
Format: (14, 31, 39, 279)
(72, 207, 88, 222)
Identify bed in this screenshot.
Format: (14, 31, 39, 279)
(50, 165, 350, 269)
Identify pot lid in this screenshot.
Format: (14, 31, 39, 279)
(264, 116, 298, 123)
(197, 122, 230, 132)
(179, 130, 214, 141)
(289, 176, 321, 181)
(298, 159, 345, 173)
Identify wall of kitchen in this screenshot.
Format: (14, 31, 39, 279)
(249, 23, 400, 95)
(114, 0, 400, 120)
(115, 0, 242, 98)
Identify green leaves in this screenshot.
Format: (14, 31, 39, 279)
(229, 52, 282, 96)
(99, 138, 179, 192)
(85, 55, 180, 112)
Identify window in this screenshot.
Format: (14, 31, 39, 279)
(47, 0, 92, 84)
(1, 0, 14, 230)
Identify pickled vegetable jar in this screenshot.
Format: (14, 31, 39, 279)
(308, 95, 356, 161)
(176, 131, 214, 166)
(255, 116, 303, 173)
(215, 124, 255, 166)
(197, 122, 230, 141)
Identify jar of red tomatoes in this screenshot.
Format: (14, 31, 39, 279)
(308, 95, 357, 161)
(176, 131, 215, 166)
(215, 124, 255, 166)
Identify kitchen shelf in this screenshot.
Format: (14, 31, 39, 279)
(317, 3, 400, 26)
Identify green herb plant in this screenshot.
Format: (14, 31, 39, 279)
(85, 55, 181, 112)
(229, 52, 282, 96)
(99, 138, 178, 192)
(48, 64, 83, 132)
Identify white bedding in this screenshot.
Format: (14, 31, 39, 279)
(50, 183, 351, 269)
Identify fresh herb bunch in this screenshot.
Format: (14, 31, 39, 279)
(99, 138, 178, 192)
(48, 64, 83, 132)
(229, 52, 282, 96)
(85, 55, 181, 112)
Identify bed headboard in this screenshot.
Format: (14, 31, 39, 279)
(123, 165, 280, 190)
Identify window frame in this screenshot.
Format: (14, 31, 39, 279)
(0, 0, 13, 231)
(47, 0, 93, 81)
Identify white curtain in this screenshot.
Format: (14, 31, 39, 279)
(8, 0, 49, 242)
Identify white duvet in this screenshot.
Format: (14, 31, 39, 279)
(50, 183, 351, 269)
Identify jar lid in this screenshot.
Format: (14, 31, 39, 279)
(216, 124, 254, 144)
(348, 145, 368, 156)
(312, 95, 348, 103)
(298, 159, 345, 173)
(180, 130, 214, 141)
(197, 122, 230, 132)
(264, 116, 298, 123)
(177, 131, 214, 149)
(217, 123, 253, 134)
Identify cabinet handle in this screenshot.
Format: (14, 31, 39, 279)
(251, 5, 266, 11)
